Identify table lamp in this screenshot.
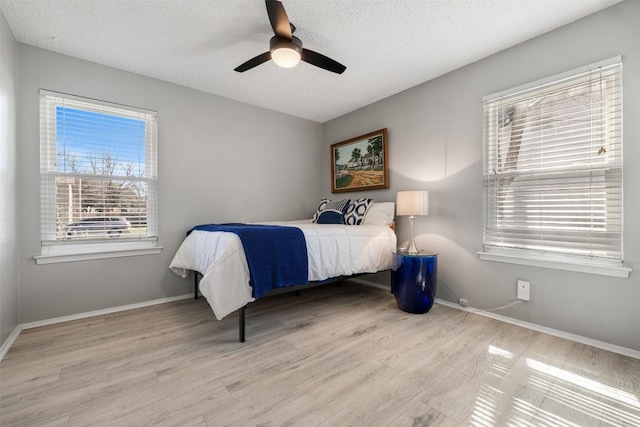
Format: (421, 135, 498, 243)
(396, 190, 429, 254)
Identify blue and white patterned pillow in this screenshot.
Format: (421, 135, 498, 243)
(312, 198, 330, 222)
(313, 198, 351, 224)
(344, 198, 373, 225)
(316, 210, 345, 224)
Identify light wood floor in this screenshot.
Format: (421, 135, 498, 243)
(1, 282, 639, 427)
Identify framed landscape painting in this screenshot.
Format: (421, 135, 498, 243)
(331, 128, 389, 193)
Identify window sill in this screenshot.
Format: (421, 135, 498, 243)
(35, 241, 162, 264)
(478, 250, 631, 278)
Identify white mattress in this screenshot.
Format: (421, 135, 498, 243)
(169, 220, 397, 319)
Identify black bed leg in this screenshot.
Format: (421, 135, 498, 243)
(194, 272, 199, 300)
(239, 306, 246, 343)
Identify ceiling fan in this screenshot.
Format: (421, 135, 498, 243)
(234, 0, 346, 74)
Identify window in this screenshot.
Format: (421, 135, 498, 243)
(37, 90, 160, 263)
(480, 57, 629, 277)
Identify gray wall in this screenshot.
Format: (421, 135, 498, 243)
(16, 46, 323, 322)
(0, 10, 18, 346)
(323, 0, 640, 351)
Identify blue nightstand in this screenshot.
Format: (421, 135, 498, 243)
(391, 251, 438, 314)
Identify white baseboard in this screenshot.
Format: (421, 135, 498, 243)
(0, 325, 23, 362)
(435, 298, 640, 360)
(4, 284, 638, 362)
(0, 293, 192, 362)
(20, 293, 193, 330)
(351, 277, 639, 360)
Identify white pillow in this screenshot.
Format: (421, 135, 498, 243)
(362, 202, 395, 226)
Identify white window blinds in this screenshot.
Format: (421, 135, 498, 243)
(40, 90, 158, 244)
(482, 57, 623, 265)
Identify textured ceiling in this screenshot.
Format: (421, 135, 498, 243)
(0, 0, 622, 122)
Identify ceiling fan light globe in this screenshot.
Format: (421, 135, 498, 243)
(272, 47, 301, 68)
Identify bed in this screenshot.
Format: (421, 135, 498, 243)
(169, 201, 397, 341)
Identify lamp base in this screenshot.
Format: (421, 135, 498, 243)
(407, 215, 420, 254)
(403, 249, 421, 255)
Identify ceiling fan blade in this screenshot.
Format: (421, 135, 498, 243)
(301, 49, 346, 74)
(234, 52, 272, 72)
(265, 0, 292, 40)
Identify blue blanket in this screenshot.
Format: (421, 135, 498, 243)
(188, 223, 309, 299)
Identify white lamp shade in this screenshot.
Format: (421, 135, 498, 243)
(396, 190, 429, 216)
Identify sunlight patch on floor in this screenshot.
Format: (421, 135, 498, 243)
(468, 346, 640, 427)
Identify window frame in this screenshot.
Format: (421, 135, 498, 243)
(35, 90, 161, 264)
(478, 56, 630, 278)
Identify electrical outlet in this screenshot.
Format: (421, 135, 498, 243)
(517, 280, 530, 301)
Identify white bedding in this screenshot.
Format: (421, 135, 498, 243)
(169, 220, 397, 319)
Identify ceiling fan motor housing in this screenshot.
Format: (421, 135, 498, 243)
(270, 36, 303, 55)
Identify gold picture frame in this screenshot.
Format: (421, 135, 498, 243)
(331, 128, 389, 193)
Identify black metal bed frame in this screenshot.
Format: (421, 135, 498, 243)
(193, 270, 375, 343)
(193, 271, 247, 342)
